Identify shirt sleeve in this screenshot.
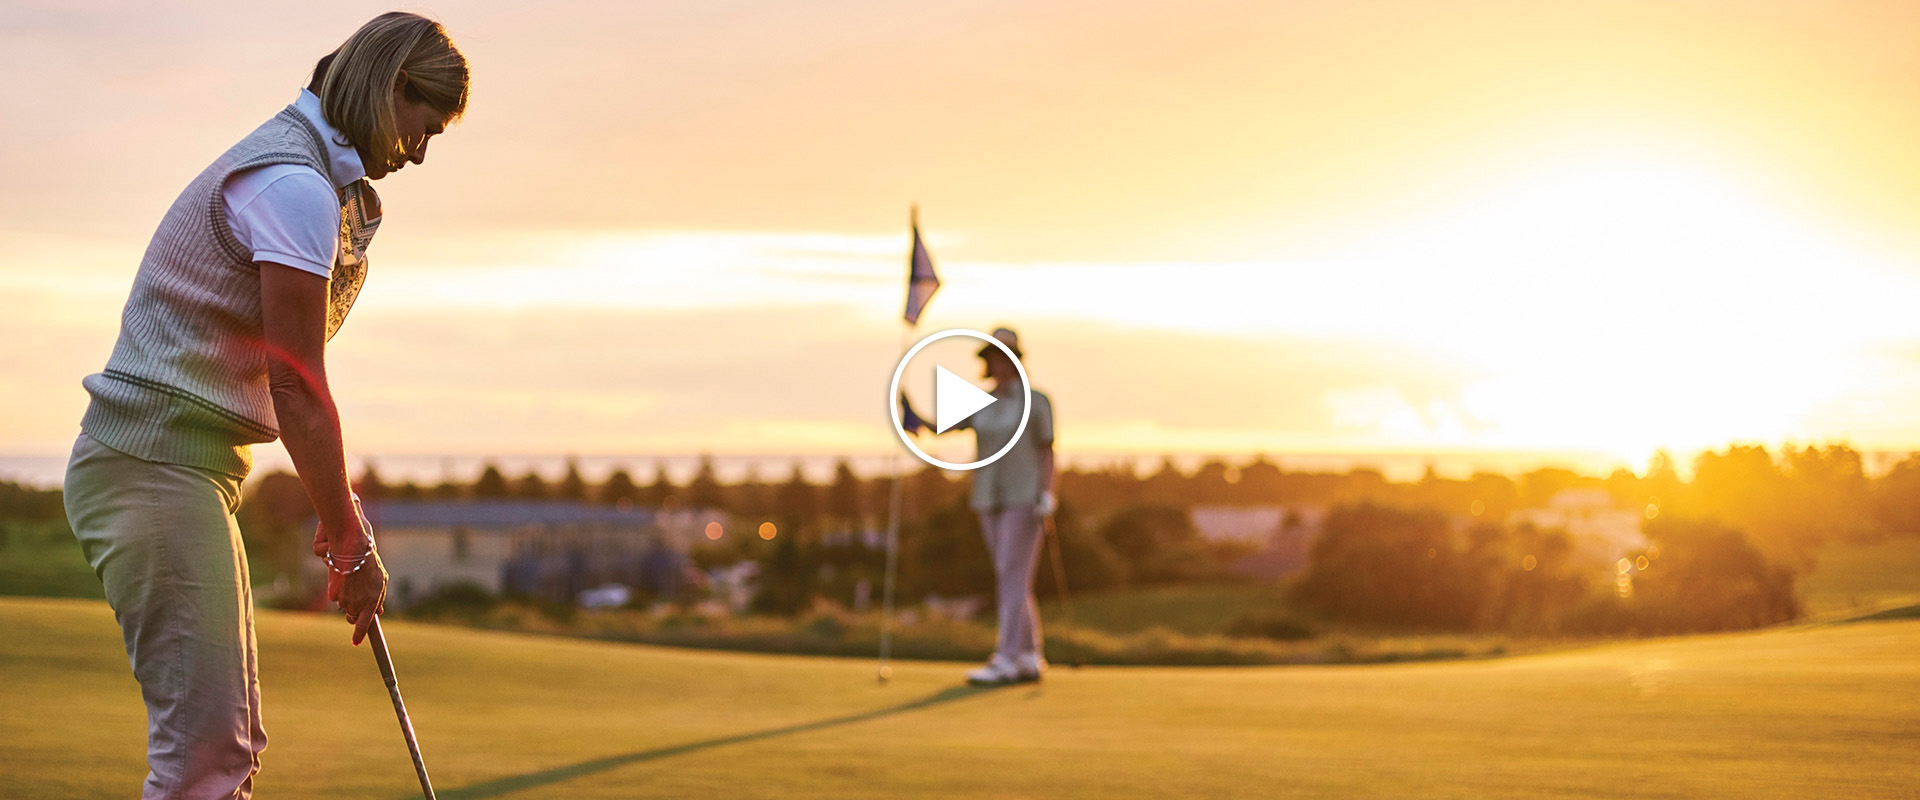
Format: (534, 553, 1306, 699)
(1032, 392, 1054, 445)
(222, 165, 339, 277)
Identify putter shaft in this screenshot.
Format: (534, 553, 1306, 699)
(369, 616, 436, 800)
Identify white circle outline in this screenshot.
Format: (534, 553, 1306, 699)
(888, 329, 1032, 472)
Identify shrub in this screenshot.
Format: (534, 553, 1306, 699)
(1097, 504, 1236, 585)
(1289, 503, 1478, 628)
(1571, 517, 1800, 635)
(1225, 611, 1316, 641)
(404, 581, 499, 620)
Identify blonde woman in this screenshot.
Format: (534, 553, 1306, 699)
(63, 13, 468, 798)
(901, 327, 1058, 685)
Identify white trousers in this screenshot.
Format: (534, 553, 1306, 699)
(64, 433, 265, 799)
(978, 505, 1044, 661)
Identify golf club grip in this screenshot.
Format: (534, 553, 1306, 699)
(369, 617, 437, 800)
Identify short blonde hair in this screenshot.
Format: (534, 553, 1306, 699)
(318, 12, 469, 166)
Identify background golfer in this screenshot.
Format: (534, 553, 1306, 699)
(903, 327, 1058, 685)
(61, 13, 468, 798)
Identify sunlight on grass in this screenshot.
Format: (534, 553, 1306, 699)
(3, 598, 1916, 799)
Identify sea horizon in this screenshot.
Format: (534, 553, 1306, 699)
(5, 446, 1913, 491)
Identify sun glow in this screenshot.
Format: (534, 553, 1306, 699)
(330, 152, 1920, 462)
(903, 152, 1920, 461)
(1335, 154, 1919, 462)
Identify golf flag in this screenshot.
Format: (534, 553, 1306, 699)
(903, 207, 939, 325)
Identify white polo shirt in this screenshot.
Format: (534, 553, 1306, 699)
(221, 89, 366, 277)
(953, 383, 1055, 511)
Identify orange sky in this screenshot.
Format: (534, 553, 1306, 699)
(8, 0, 1920, 473)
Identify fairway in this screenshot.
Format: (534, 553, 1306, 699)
(2, 599, 1915, 799)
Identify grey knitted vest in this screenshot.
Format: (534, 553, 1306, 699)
(80, 105, 380, 479)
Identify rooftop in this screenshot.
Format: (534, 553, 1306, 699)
(355, 500, 658, 530)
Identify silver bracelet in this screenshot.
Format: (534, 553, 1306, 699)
(329, 491, 376, 575)
(327, 544, 376, 575)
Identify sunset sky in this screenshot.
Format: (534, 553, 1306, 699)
(9, 0, 1920, 480)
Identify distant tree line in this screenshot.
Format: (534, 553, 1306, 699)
(1289, 503, 1800, 636)
(0, 481, 64, 523)
(326, 445, 1912, 544)
(7, 441, 1887, 628)
(0, 480, 70, 554)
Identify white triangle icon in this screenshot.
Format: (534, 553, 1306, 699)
(934, 365, 997, 434)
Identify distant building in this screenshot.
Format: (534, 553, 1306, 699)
(819, 525, 886, 550)
(1509, 489, 1647, 565)
(324, 500, 716, 609)
(1189, 505, 1326, 579)
(922, 593, 987, 622)
(705, 561, 760, 613)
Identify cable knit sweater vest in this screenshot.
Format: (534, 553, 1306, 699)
(81, 104, 381, 479)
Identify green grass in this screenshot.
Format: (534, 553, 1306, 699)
(1800, 535, 1920, 620)
(0, 520, 100, 599)
(424, 602, 1509, 667)
(4, 597, 1917, 799)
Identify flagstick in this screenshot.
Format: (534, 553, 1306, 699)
(878, 320, 911, 683)
(879, 203, 930, 684)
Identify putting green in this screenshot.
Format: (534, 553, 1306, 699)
(2, 597, 1915, 799)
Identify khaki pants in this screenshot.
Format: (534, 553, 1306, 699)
(64, 433, 265, 799)
(978, 505, 1044, 661)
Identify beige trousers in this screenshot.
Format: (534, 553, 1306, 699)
(978, 505, 1044, 661)
(64, 433, 265, 799)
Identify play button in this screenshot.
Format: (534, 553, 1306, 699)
(888, 328, 1033, 471)
(934, 365, 997, 433)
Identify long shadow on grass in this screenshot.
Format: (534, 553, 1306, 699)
(1846, 602, 1920, 623)
(432, 684, 991, 799)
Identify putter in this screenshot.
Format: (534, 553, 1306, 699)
(339, 493, 437, 797)
(368, 616, 436, 799)
(1043, 515, 1084, 669)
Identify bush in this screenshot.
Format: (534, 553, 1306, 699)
(403, 581, 499, 620)
(1097, 504, 1236, 585)
(901, 500, 994, 601)
(406, 599, 1508, 666)
(0, 481, 65, 522)
(1225, 611, 1316, 641)
(1570, 517, 1800, 635)
(1037, 507, 1128, 595)
(1290, 503, 1479, 628)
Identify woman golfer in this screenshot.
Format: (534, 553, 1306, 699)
(63, 13, 467, 797)
(902, 327, 1057, 685)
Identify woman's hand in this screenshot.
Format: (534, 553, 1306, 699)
(313, 494, 387, 645)
(335, 550, 388, 646)
(900, 392, 927, 435)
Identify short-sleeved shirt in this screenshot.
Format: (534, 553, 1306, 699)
(221, 88, 367, 278)
(955, 384, 1054, 511)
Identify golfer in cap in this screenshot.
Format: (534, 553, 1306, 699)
(62, 13, 468, 797)
(902, 327, 1058, 684)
